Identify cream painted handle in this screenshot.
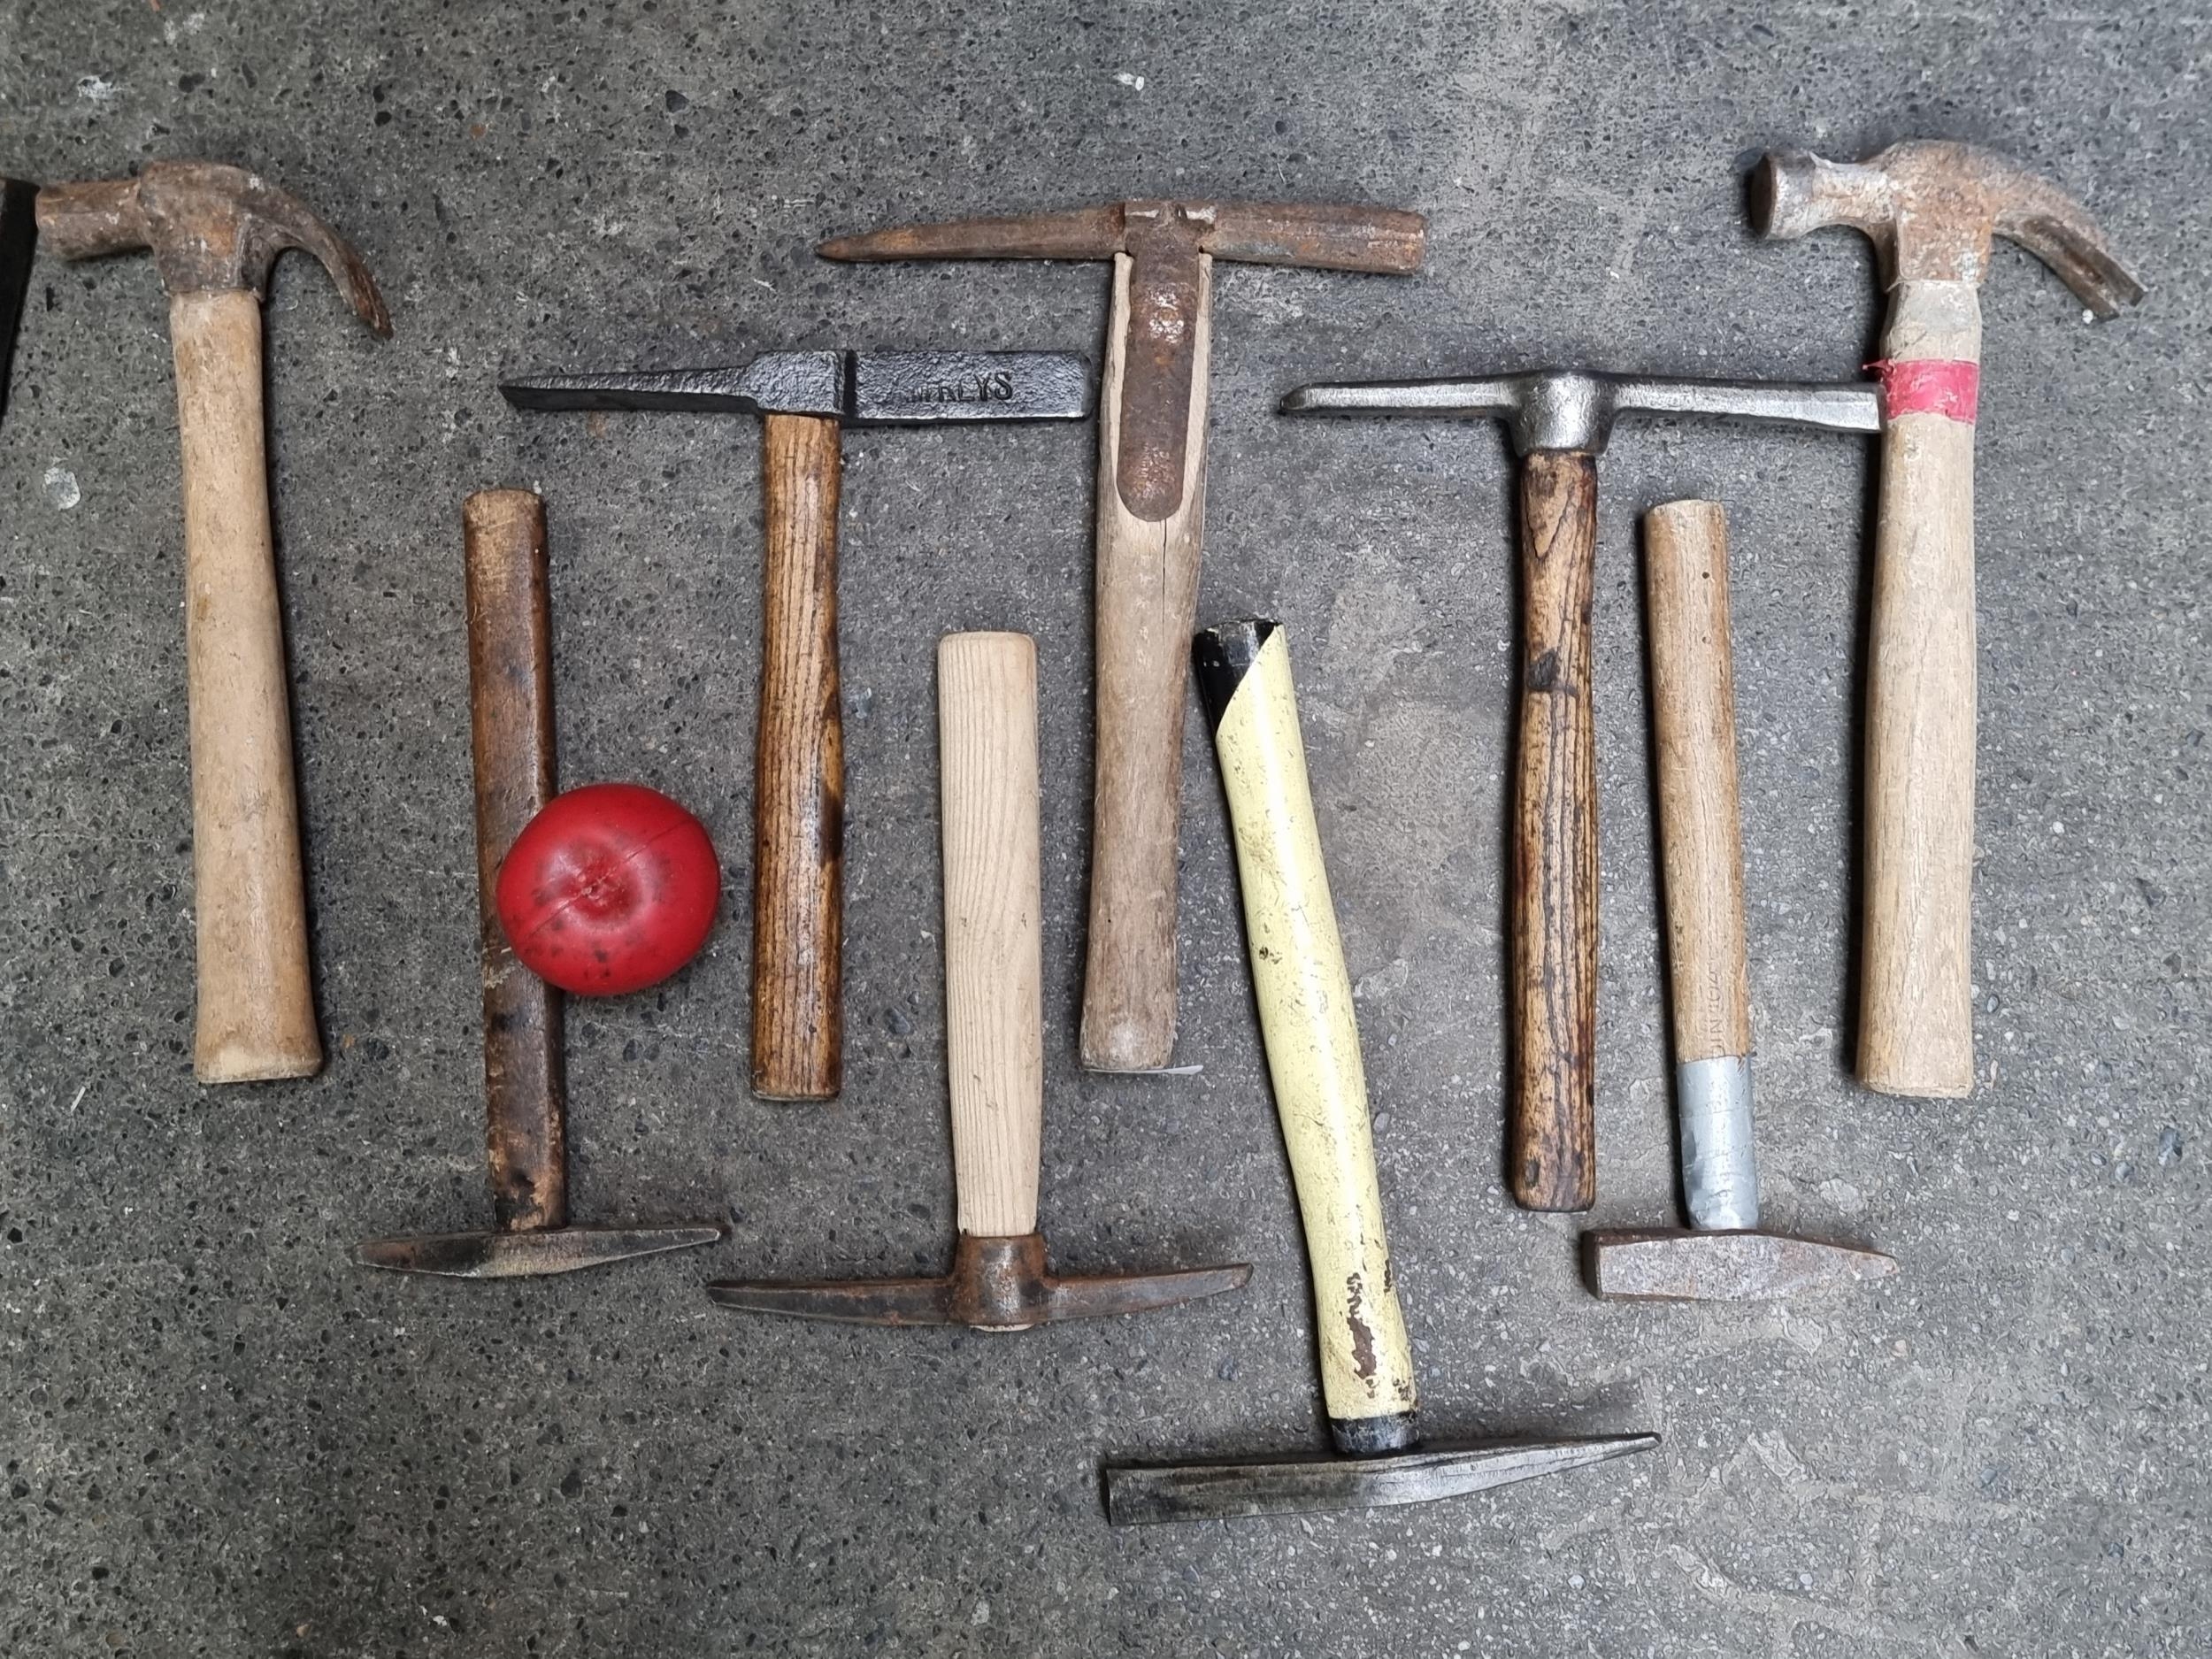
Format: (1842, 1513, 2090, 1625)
(172, 288, 321, 1084)
(1198, 621, 1415, 1430)
(1644, 501, 1752, 1064)
(1861, 280, 1982, 1098)
(1079, 250, 1213, 1073)
(939, 633, 1044, 1238)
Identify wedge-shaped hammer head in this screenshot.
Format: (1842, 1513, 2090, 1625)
(1585, 1227, 1896, 1302)
(501, 349, 1088, 425)
(356, 1224, 726, 1279)
(1750, 140, 2145, 313)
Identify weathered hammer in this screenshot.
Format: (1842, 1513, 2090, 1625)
(706, 632, 1249, 1329)
(502, 349, 1089, 1102)
(35, 161, 390, 1083)
(818, 199, 1425, 1072)
(1748, 140, 2145, 1098)
(1583, 503, 1895, 1301)
(1283, 369, 1878, 1210)
(1103, 620, 1655, 1524)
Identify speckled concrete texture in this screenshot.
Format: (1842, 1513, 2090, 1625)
(0, 2, 2203, 1654)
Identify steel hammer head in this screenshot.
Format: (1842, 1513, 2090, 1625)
(35, 159, 388, 332)
(354, 1223, 725, 1279)
(1750, 141, 2145, 315)
(706, 1230, 1250, 1332)
(1584, 1227, 1896, 1302)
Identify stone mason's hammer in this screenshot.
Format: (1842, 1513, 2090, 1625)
(1748, 140, 2145, 1098)
(1284, 368, 1878, 1211)
(502, 349, 1090, 1102)
(818, 199, 1425, 1073)
(355, 492, 723, 1278)
(1584, 503, 1895, 1301)
(1103, 621, 1655, 1525)
(707, 632, 1248, 1329)
(37, 161, 391, 1082)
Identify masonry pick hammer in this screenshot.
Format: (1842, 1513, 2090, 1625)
(818, 199, 1425, 1073)
(706, 632, 1249, 1329)
(1584, 502, 1895, 1301)
(1748, 140, 2145, 1098)
(1283, 368, 1878, 1211)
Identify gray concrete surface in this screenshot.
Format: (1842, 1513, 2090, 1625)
(0, 2, 2203, 1653)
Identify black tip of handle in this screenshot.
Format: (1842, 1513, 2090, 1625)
(1193, 618, 1279, 733)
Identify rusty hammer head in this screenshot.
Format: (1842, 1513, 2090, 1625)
(35, 158, 388, 331)
(1749, 140, 2144, 314)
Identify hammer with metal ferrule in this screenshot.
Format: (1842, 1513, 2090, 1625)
(36, 160, 392, 1083)
(501, 349, 1090, 1103)
(353, 492, 723, 1279)
(1102, 620, 1656, 1525)
(705, 631, 1249, 1329)
(1749, 141, 2145, 1099)
(1283, 368, 1878, 1212)
(818, 199, 1425, 1074)
(1582, 502, 1895, 1302)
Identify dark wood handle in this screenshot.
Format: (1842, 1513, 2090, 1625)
(752, 412, 845, 1101)
(463, 489, 566, 1232)
(1510, 451, 1598, 1211)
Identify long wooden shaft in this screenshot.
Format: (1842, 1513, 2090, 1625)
(463, 490, 567, 1232)
(938, 633, 1045, 1239)
(171, 288, 321, 1084)
(1079, 250, 1214, 1072)
(1510, 450, 1600, 1211)
(1860, 280, 1981, 1098)
(751, 412, 845, 1101)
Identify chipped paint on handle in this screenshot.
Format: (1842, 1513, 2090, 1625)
(1198, 620, 1416, 1428)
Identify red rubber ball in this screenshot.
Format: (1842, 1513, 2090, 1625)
(495, 783, 720, 996)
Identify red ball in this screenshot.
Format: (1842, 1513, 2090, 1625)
(495, 783, 720, 996)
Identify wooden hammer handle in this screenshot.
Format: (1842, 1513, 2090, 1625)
(751, 412, 846, 1101)
(172, 288, 321, 1083)
(1511, 450, 1600, 1211)
(1860, 279, 1982, 1097)
(1079, 250, 1214, 1072)
(462, 490, 567, 1232)
(938, 633, 1045, 1239)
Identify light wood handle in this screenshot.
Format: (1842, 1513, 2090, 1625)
(752, 411, 844, 1101)
(172, 288, 321, 1084)
(1510, 450, 1599, 1210)
(463, 490, 567, 1231)
(1197, 621, 1416, 1431)
(1644, 500, 1752, 1064)
(1861, 280, 1982, 1098)
(937, 634, 1046, 1238)
(1079, 250, 1214, 1072)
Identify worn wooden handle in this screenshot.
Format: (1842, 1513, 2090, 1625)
(938, 633, 1045, 1238)
(171, 288, 321, 1084)
(1861, 280, 1981, 1098)
(1079, 250, 1214, 1073)
(1197, 620, 1416, 1437)
(752, 411, 845, 1101)
(1645, 500, 1752, 1064)
(1511, 450, 1599, 1211)
(463, 490, 567, 1231)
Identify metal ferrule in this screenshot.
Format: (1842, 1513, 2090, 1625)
(1677, 1056, 1758, 1231)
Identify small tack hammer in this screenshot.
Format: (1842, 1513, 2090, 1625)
(36, 161, 391, 1083)
(706, 632, 1249, 1328)
(1583, 503, 1895, 1302)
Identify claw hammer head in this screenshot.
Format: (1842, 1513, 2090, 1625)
(1749, 140, 2144, 313)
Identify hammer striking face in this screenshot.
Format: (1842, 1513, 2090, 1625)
(501, 349, 1088, 1104)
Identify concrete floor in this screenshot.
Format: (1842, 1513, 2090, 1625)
(1, 2, 2204, 1654)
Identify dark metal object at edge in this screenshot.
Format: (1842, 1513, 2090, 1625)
(0, 180, 37, 427)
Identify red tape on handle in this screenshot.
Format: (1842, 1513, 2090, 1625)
(1869, 358, 1979, 425)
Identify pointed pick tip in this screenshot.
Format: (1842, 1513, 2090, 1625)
(703, 1275, 956, 1325)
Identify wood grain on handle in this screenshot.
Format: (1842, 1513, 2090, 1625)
(1861, 279, 1982, 1098)
(752, 411, 845, 1102)
(1644, 500, 1753, 1065)
(937, 633, 1045, 1239)
(1511, 450, 1599, 1211)
(171, 288, 321, 1084)
(463, 490, 567, 1232)
(1079, 250, 1214, 1073)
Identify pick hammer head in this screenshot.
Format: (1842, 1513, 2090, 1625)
(705, 1230, 1250, 1332)
(1584, 1228, 1896, 1302)
(354, 1224, 724, 1279)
